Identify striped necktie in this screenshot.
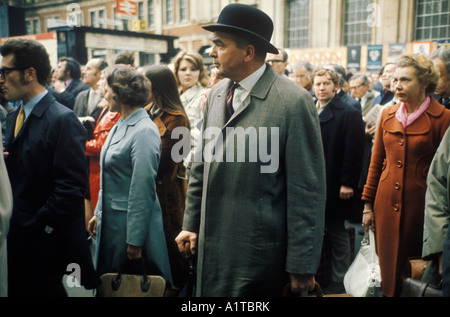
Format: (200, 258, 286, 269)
(14, 106, 25, 137)
(226, 82, 240, 119)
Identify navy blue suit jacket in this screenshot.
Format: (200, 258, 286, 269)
(4, 92, 99, 291)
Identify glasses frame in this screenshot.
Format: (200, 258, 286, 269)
(0, 67, 26, 79)
(266, 59, 284, 64)
(349, 83, 364, 90)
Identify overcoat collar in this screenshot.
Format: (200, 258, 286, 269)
(108, 107, 147, 146)
(144, 104, 186, 137)
(180, 83, 206, 110)
(383, 97, 445, 135)
(6, 92, 55, 145)
(318, 95, 345, 124)
(214, 64, 277, 128)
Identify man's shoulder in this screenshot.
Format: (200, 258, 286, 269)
(75, 89, 89, 100)
(43, 94, 79, 119)
(68, 79, 89, 94)
(332, 95, 358, 112)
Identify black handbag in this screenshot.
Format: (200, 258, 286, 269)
(400, 278, 442, 297)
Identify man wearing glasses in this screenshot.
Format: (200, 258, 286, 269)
(265, 48, 289, 77)
(0, 38, 99, 296)
(349, 74, 376, 118)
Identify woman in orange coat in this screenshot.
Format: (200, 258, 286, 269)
(143, 65, 190, 290)
(362, 53, 450, 297)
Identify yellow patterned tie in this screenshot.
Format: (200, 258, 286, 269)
(14, 107, 25, 137)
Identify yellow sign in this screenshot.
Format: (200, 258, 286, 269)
(130, 19, 147, 32)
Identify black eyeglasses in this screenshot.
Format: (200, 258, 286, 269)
(0, 67, 26, 78)
(267, 59, 284, 64)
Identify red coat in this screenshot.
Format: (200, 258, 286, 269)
(86, 107, 121, 210)
(362, 98, 450, 296)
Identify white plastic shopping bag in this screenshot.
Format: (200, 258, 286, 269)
(343, 227, 381, 297)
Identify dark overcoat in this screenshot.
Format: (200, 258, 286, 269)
(4, 92, 100, 295)
(319, 95, 365, 222)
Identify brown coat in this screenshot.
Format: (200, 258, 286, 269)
(145, 105, 190, 288)
(362, 98, 450, 296)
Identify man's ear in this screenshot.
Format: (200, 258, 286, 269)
(243, 45, 256, 61)
(24, 67, 37, 83)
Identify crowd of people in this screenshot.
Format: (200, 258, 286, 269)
(1, 3, 450, 298)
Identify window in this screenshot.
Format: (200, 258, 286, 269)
(112, 6, 128, 31)
(415, 0, 450, 41)
(89, 8, 106, 28)
(343, 0, 372, 45)
(138, 1, 144, 20)
(179, 0, 188, 22)
(45, 15, 62, 31)
(148, 0, 154, 26)
(26, 17, 40, 34)
(166, 0, 174, 24)
(285, 0, 310, 48)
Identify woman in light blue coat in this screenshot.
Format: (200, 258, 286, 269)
(88, 65, 172, 286)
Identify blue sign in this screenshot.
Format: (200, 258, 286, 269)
(367, 45, 383, 71)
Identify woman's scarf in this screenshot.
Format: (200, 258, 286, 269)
(395, 96, 430, 128)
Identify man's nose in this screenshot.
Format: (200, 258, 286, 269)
(209, 46, 217, 57)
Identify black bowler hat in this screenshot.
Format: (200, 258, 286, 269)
(202, 3, 279, 54)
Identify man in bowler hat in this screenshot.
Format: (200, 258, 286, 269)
(176, 4, 326, 296)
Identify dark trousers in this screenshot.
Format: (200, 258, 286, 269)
(7, 222, 67, 297)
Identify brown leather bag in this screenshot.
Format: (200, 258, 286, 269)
(406, 257, 428, 280)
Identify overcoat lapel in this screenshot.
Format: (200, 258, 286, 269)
(6, 93, 53, 145)
(223, 66, 277, 127)
(108, 122, 126, 146)
(319, 105, 334, 123)
(211, 80, 231, 128)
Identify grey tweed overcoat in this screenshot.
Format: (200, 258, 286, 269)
(182, 65, 327, 296)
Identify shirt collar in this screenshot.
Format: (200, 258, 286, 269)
(316, 98, 332, 114)
(236, 63, 267, 93)
(23, 90, 48, 120)
(65, 79, 73, 88)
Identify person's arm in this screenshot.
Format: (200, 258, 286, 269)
(362, 109, 388, 231)
(125, 124, 161, 251)
(340, 108, 366, 199)
(284, 89, 326, 292)
(35, 111, 87, 227)
(0, 127, 12, 244)
(422, 129, 450, 260)
(179, 93, 210, 248)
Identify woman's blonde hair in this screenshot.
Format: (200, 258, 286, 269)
(173, 51, 209, 88)
(395, 53, 439, 95)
